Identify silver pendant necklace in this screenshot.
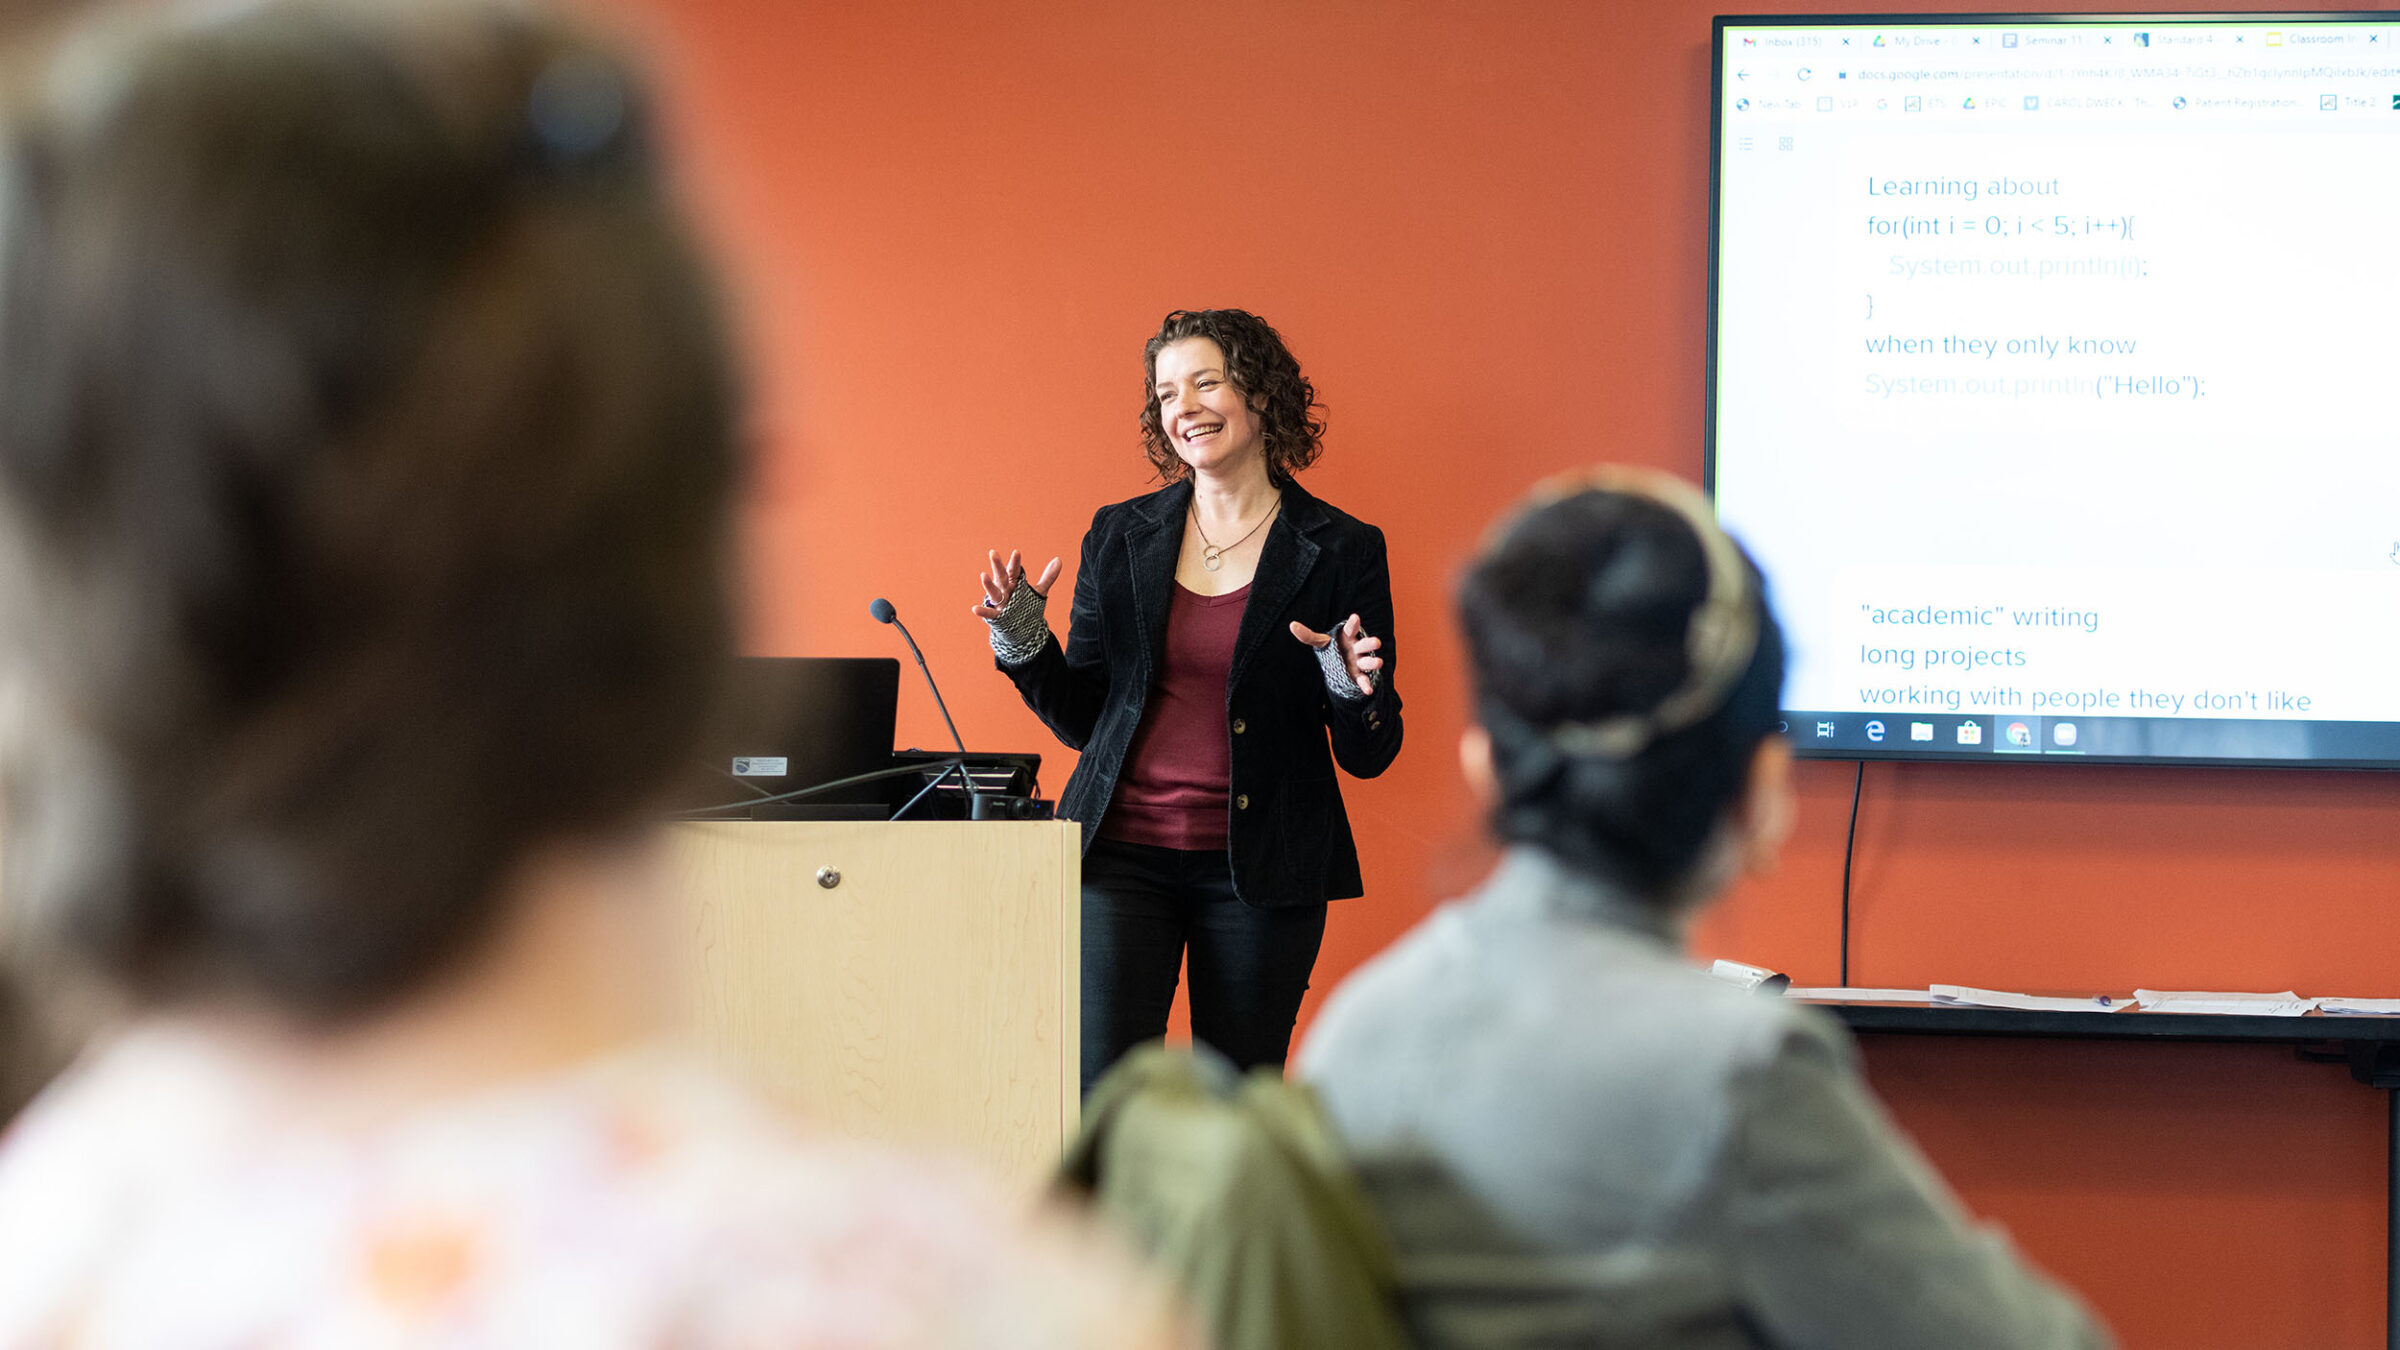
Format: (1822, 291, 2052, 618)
(1191, 496, 1280, 571)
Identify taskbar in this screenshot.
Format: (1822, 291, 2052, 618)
(1782, 711, 2400, 768)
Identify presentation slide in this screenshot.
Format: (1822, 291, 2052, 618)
(1711, 16, 2400, 766)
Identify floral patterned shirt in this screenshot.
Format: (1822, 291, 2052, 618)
(0, 1030, 1181, 1348)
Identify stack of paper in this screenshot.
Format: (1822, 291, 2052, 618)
(1929, 985, 2131, 1013)
(2312, 997, 2400, 1016)
(2132, 990, 2315, 1016)
(1779, 985, 2391, 1016)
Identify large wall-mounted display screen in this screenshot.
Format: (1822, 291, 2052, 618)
(1711, 13, 2400, 766)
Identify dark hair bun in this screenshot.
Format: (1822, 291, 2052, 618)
(1459, 486, 1785, 897)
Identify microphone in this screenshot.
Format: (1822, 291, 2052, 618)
(870, 597, 984, 815)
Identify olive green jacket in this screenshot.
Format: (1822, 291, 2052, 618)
(1061, 1045, 1411, 1350)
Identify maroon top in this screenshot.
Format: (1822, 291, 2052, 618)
(1099, 582, 1249, 851)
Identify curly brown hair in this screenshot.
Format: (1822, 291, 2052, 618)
(1139, 309, 1324, 484)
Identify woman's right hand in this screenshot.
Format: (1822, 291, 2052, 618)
(971, 548, 1061, 621)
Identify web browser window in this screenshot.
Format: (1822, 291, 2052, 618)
(1711, 15, 2400, 765)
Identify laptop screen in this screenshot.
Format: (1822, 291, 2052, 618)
(681, 656, 900, 816)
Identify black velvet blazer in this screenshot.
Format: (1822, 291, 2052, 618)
(999, 477, 1402, 907)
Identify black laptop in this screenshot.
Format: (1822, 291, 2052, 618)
(681, 657, 900, 819)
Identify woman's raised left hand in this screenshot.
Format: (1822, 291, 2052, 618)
(1290, 614, 1383, 697)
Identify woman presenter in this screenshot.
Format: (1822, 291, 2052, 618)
(973, 308, 1402, 1095)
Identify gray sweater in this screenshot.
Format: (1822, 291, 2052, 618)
(1297, 848, 2110, 1350)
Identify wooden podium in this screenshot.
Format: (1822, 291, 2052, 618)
(670, 820, 1079, 1183)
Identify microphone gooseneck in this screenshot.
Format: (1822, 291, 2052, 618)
(867, 597, 982, 806)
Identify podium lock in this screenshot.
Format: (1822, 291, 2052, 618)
(815, 867, 841, 890)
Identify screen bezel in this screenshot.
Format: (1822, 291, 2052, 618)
(1705, 11, 2400, 770)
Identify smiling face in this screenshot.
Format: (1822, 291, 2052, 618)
(1151, 337, 1264, 479)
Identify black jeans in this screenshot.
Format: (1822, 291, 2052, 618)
(1081, 837, 1328, 1096)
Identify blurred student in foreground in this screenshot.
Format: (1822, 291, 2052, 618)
(1298, 469, 2109, 1349)
(0, 3, 1184, 1342)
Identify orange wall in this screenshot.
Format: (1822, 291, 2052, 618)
(601, 2, 2400, 1343)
